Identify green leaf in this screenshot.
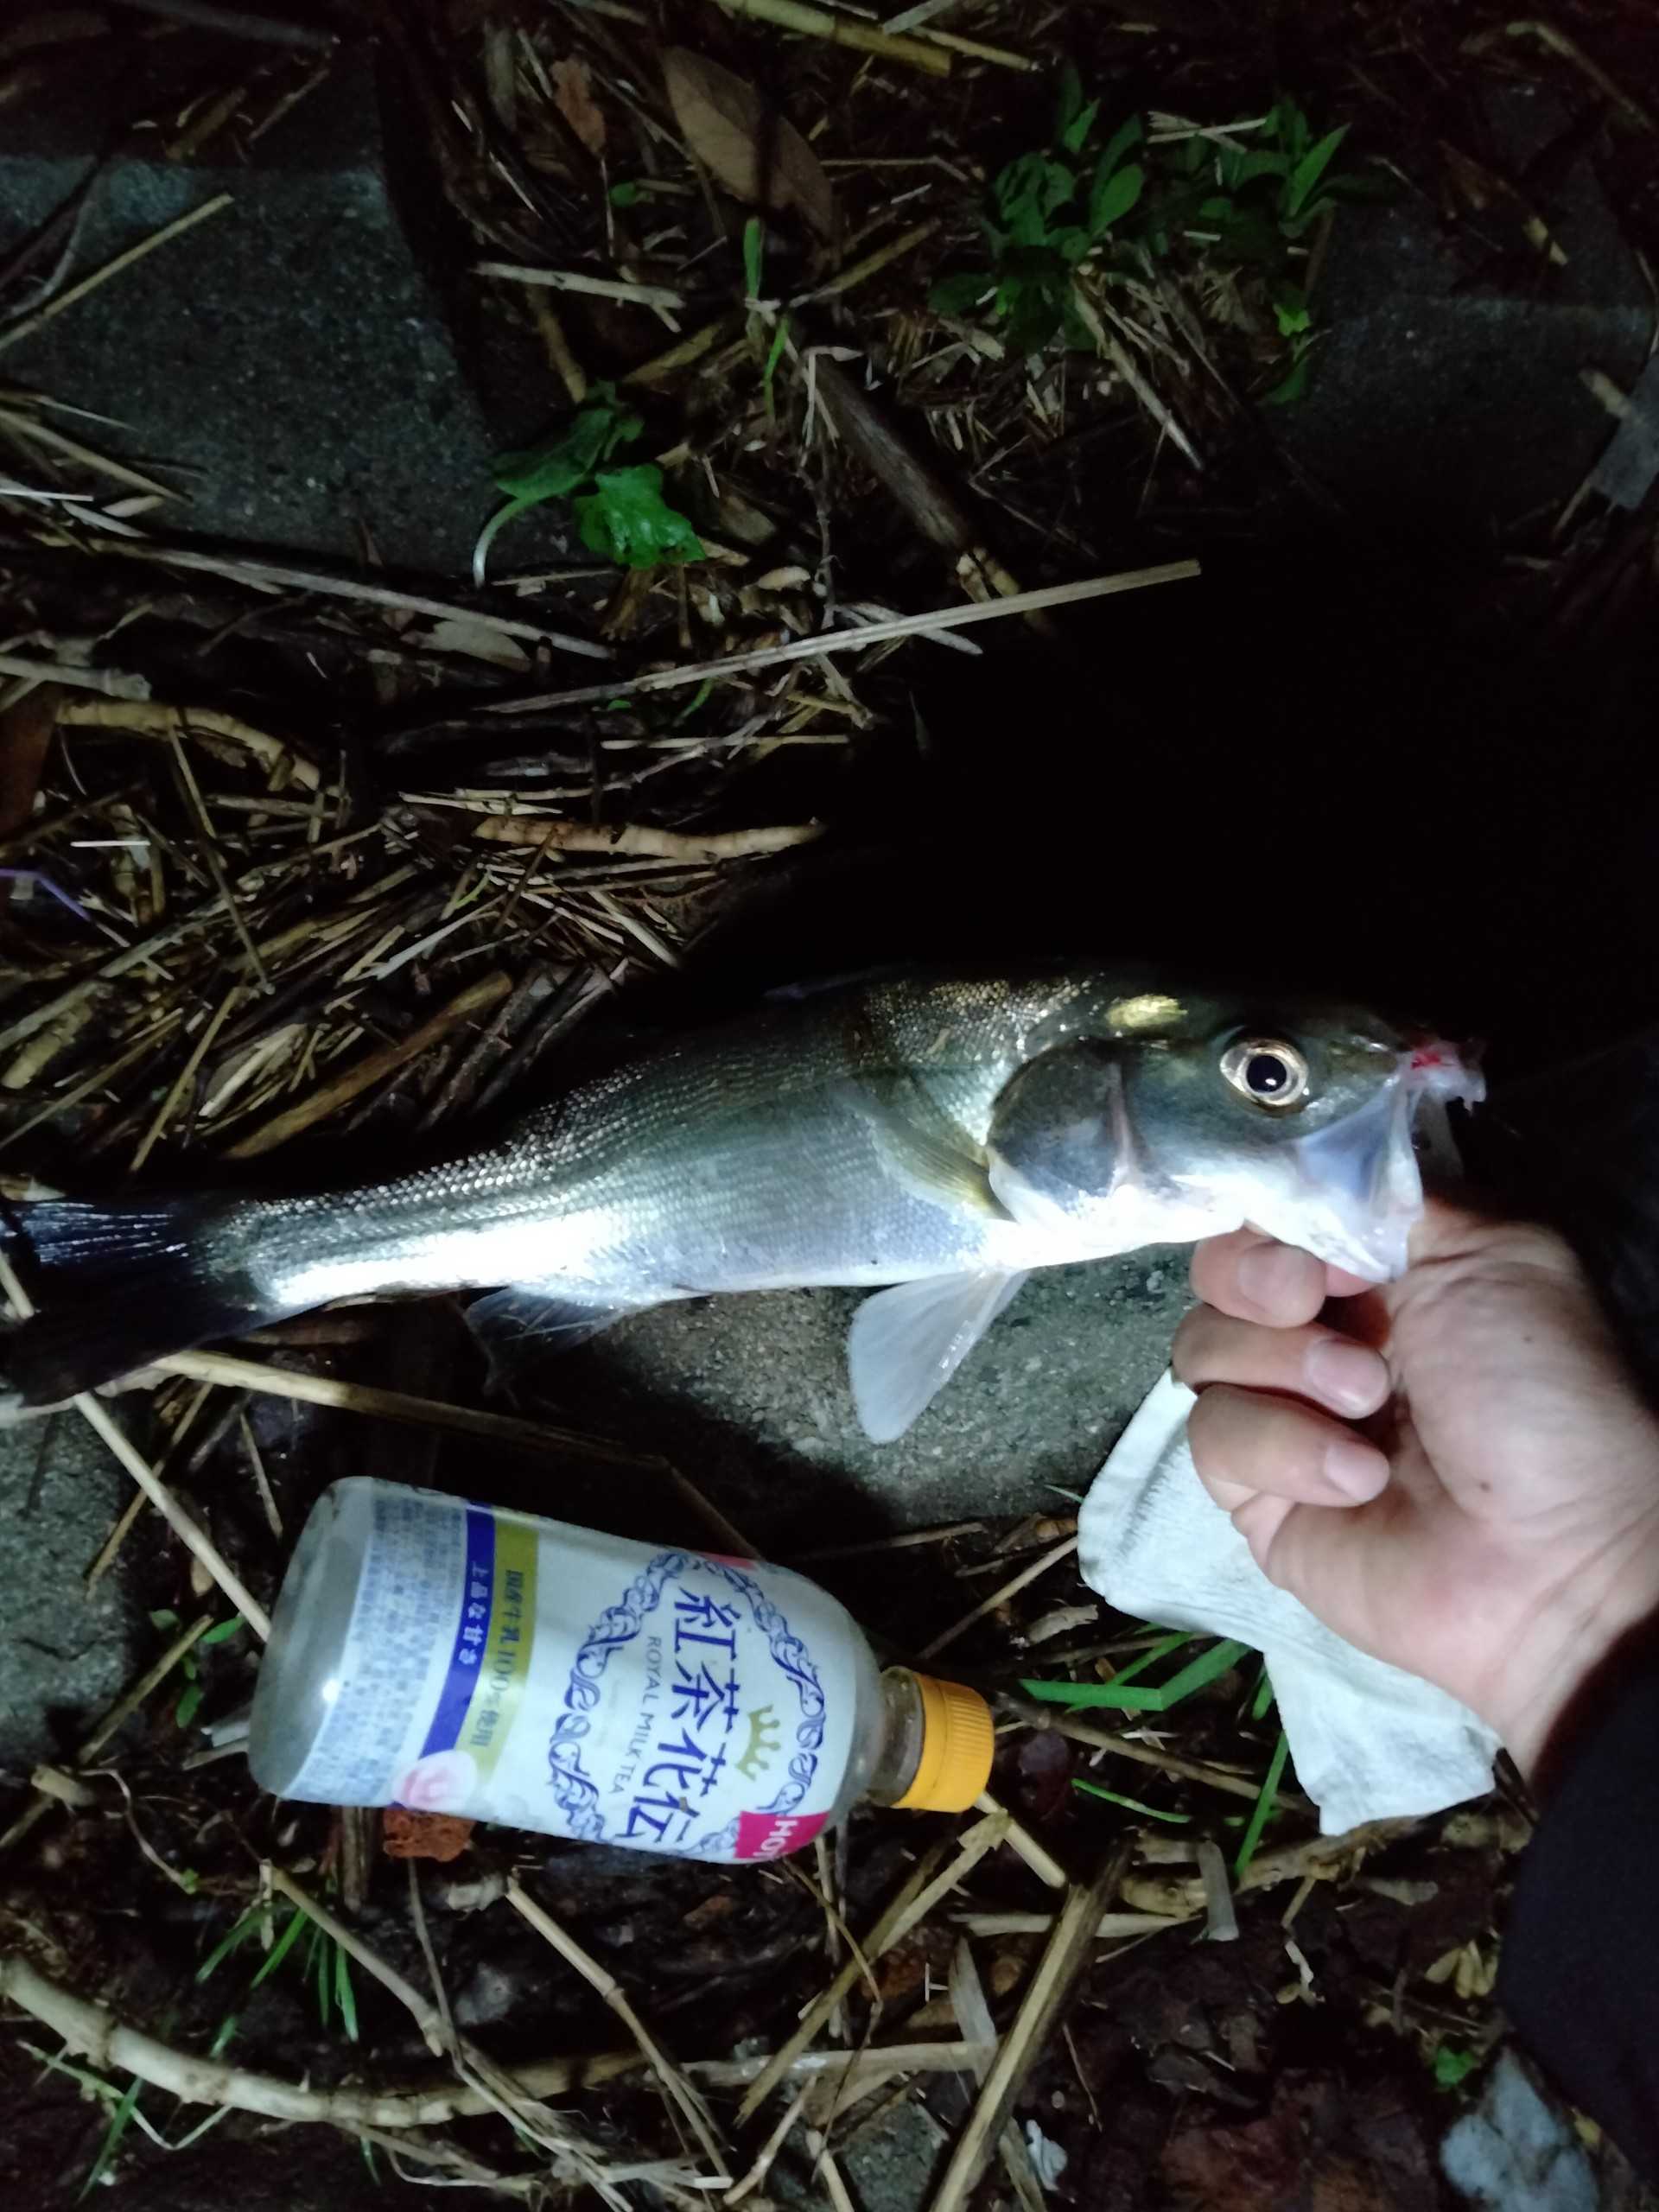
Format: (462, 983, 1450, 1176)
(148, 1607, 180, 1632)
(196, 1903, 265, 1984)
(199, 1618, 242, 1647)
(609, 180, 644, 207)
(1096, 114, 1143, 180)
(1250, 1665, 1276, 1722)
(1287, 124, 1350, 217)
(175, 1681, 204, 1730)
(995, 254, 1070, 356)
(248, 1904, 308, 1991)
(1073, 1778, 1192, 1823)
(1263, 354, 1312, 405)
(742, 216, 765, 301)
(334, 1945, 359, 2044)
(930, 270, 994, 315)
(1088, 159, 1144, 238)
(310, 1924, 332, 2031)
(492, 386, 641, 503)
(79, 2075, 141, 2199)
(475, 385, 647, 584)
(1234, 1728, 1290, 1878)
(574, 466, 702, 568)
(993, 153, 1077, 246)
(207, 2011, 239, 2059)
(1433, 2043, 1480, 2091)
(1056, 67, 1099, 156)
(1101, 1631, 1192, 1689)
(1234, 148, 1291, 187)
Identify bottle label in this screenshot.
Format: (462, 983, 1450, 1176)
(296, 1489, 853, 1862)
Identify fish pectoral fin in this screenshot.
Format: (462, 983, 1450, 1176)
(847, 1270, 1028, 1443)
(465, 1285, 638, 1384)
(842, 1077, 1009, 1222)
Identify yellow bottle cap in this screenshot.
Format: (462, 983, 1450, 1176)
(893, 1673, 995, 1814)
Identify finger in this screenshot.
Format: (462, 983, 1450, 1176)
(1187, 1383, 1390, 1506)
(1191, 1230, 1328, 1325)
(1173, 1307, 1390, 1418)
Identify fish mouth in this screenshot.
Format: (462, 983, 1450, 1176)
(1252, 1039, 1484, 1281)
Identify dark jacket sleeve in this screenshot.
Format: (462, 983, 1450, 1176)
(1498, 1662, 1659, 2178)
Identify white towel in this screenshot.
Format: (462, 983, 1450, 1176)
(1077, 1371, 1501, 1835)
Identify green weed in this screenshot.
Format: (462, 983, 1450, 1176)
(1072, 1778, 1191, 1823)
(474, 384, 701, 582)
(147, 1611, 241, 1732)
(931, 74, 1379, 396)
(1233, 1727, 1290, 1879)
(1022, 1633, 1249, 1713)
(197, 1892, 359, 2051)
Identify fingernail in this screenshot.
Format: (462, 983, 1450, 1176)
(1306, 1337, 1385, 1414)
(1237, 1243, 1307, 1313)
(1324, 1439, 1388, 1501)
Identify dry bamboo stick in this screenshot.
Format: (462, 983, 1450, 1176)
(926, 1851, 1126, 2212)
(505, 1879, 728, 2179)
(0, 193, 233, 355)
(0, 1950, 989, 2131)
(737, 1834, 955, 2122)
(0, 1612, 212, 1856)
(737, 1815, 1013, 2123)
(271, 1872, 626, 2204)
(56, 700, 322, 790)
(85, 1377, 216, 1588)
(477, 262, 685, 308)
(0, 654, 149, 698)
(714, 0, 950, 75)
(948, 1940, 1046, 2212)
(70, 537, 613, 660)
(488, 562, 1200, 714)
(224, 969, 513, 1157)
(155, 1347, 653, 1471)
(448, 815, 823, 861)
(0, 893, 229, 1057)
(918, 1535, 1079, 1661)
(975, 1792, 1068, 1889)
(0, 1253, 270, 1636)
(1044, 1713, 1290, 1808)
(130, 985, 243, 1170)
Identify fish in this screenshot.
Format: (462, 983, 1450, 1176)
(0, 968, 1480, 1439)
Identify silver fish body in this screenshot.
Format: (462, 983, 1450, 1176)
(2, 968, 1478, 1434)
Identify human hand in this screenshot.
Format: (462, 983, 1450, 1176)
(1173, 1201, 1659, 1779)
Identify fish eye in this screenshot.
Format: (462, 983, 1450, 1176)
(1220, 1038, 1310, 1110)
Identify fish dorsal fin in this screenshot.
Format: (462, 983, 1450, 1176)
(847, 1270, 1027, 1441)
(843, 1072, 1009, 1221)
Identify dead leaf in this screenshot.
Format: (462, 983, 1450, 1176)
(383, 1808, 475, 1862)
(662, 48, 837, 240)
(551, 57, 606, 158)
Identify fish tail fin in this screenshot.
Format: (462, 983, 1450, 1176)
(2, 1193, 270, 1413)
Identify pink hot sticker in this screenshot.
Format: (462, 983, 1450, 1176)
(734, 1809, 828, 1861)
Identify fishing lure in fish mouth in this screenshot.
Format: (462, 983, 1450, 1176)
(0, 968, 1482, 1440)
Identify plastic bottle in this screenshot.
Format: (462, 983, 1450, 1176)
(248, 1477, 995, 1863)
